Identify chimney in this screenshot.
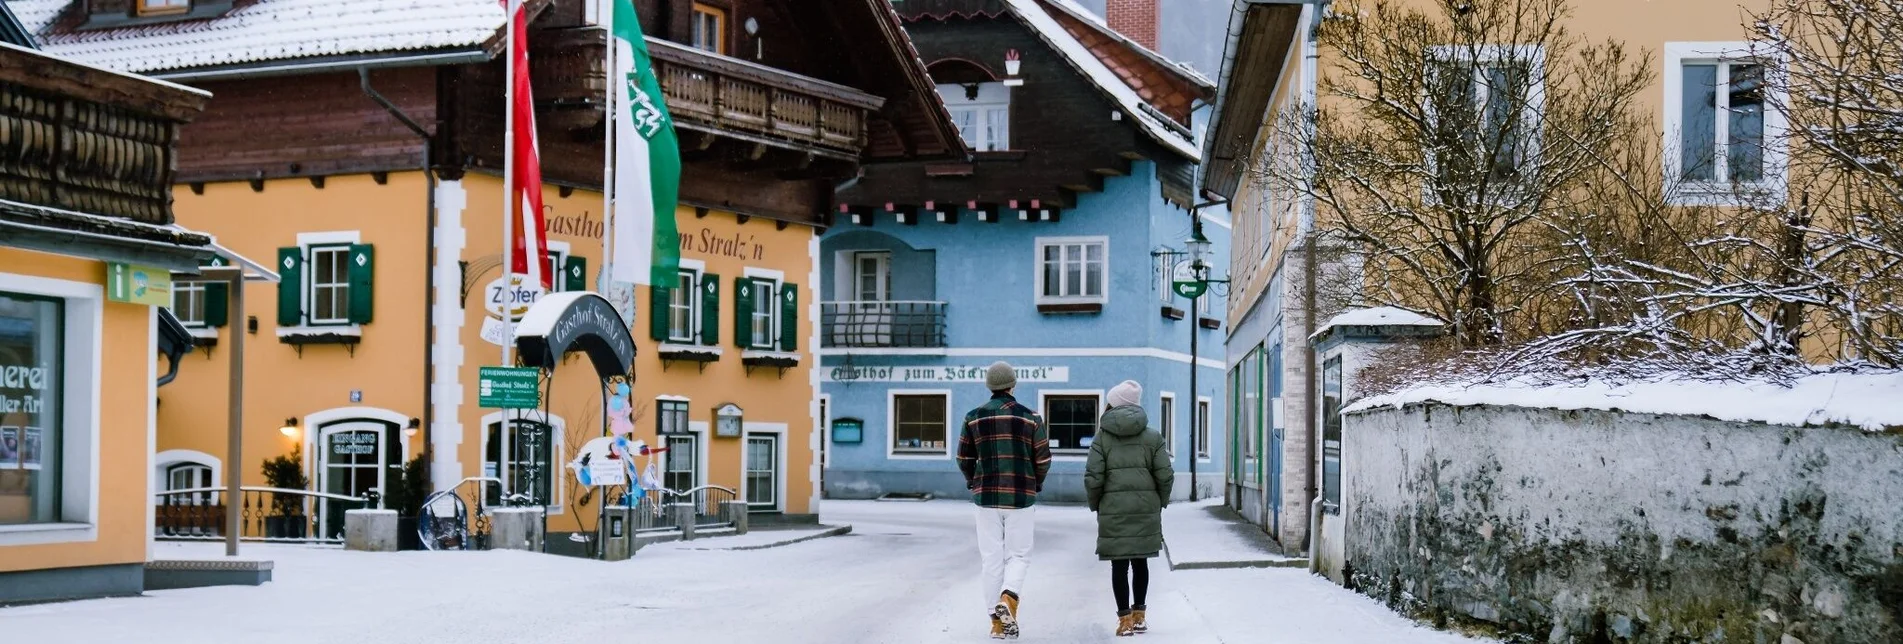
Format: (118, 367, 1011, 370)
(1105, 0, 1160, 51)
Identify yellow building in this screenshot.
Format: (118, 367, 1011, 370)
(1201, 0, 1776, 572)
(11, 0, 960, 545)
(0, 37, 217, 601)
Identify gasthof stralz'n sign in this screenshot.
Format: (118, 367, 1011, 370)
(826, 365, 1070, 383)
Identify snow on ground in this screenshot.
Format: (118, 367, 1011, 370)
(641, 524, 847, 551)
(1348, 369, 1903, 431)
(1162, 499, 1300, 568)
(3, 501, 1488, 643)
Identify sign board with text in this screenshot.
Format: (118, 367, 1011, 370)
(824, 365, 1069, 383)
(478, 366, 541, 409)
(106, 262, 172, 306)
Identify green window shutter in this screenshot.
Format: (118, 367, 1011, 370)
(778, 282, 798, 352)
(649, 281, 671, 341)
(276, 247, 302, 327)
(732, 277, 754, 348)
(346, 244, 375, 325)
(699, 272, 720, 346)
(564, 255, 587, 293)
(204, 282, 229, 328)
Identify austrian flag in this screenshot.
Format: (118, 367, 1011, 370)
(506, 0, 551, 289)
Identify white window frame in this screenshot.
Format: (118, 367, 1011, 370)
(1038, 389, 1105, 456)
(1159, 392, 1176, 457)
(1423, 45, 1547, 197)
(153, 449, 222, 503)
(0, 274, 101, 546)
(1663, 41, 1788, 206)
(886, 389, 954, 459)
(1196, 396, 1213, 462)
(668, 268, 702, 344)
(935, 82, 1012, 152)
(542, 240, 572, 293)
(170, 280, 207, 328)
(662, 433, 702, 493)
(137, 0, 190, 15)
(741, 423, 788, 512)
(306, 244, 353, 326)
(477, 410, 566, 515)
(283, 231, 363, 336)
(1034, 236, 1110, 305)
(742, 267, 784, 351)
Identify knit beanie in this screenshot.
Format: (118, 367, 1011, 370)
(985, 361, 1018, 391)
(1108, 380, 1142, 408)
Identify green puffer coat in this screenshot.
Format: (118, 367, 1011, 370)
(1084, 404, 1173, 560)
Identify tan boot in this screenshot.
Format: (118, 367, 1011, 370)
(989, 613, 1006, 640)
(1132, 605, 1148, 633)
(993, 592, 1021, 639)
(1115, 612, 1136, 637)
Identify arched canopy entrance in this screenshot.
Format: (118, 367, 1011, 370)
(512, 292, 636, 380)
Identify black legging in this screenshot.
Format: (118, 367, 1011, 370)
(1111, 558, 1149, 613)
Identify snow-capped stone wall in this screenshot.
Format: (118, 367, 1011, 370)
(1341, 403, 1903, 643)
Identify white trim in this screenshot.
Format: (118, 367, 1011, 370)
(431, 180, 468, 492)
(742, 423, 788, 512)
(1033, 236, 1110, 306)
(276, 325, 363, 338)
(1158, 391, 1177, 457)
(676, 257, 707, 272)
(658, 342, 724, 356)
(809, 233, 824, 514)
(742, 266, 786, 282)
(1661, 41, 1789, 207)
(886, 389, 955, 460)
(1195, 396, 1214, 463)
(146, 306, 157, 558)
(153, 449, 223, 498)
(477, 409, 568, 515)
(294, 231, 363, 247)
(688, 420, 713, 493)
(187, 327, 220, 340)
(301, 406, 412, 494)
(1035, 388, 1105, 456)
(1422, 44, 1548, 201)
(814, 346, 1224, 369)
(740, 349, 800, 362)
(655, 394, 691, 402)
(665, 266, 704, 344)
(0, 272, 103, 547)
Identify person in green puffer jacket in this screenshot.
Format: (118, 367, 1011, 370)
(1084, 380, 1174, 637)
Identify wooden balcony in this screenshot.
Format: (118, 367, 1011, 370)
(534, 28, 884, 163)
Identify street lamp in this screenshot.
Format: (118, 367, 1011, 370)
(1154, 201, 1227, 502)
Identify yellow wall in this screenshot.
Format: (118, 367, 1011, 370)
(0, 248, 155, 573)
(162, 173, 430, 490)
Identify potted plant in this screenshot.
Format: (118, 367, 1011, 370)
(384, 455, 430, 550)
(260, 446, 310, 539)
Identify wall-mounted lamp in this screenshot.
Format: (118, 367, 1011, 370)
(279, 417, 299, 438)
(405, 418, 420, 438)
(744, 17, 761, 60)
(1003, 49, 1024, 87)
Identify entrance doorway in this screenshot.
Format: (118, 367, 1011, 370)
(318, 421, 400, 538)
(745, 433, 780, 511)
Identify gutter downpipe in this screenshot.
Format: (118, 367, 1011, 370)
(360, 67, 438, 490)
(1301, 1, 1328, 575)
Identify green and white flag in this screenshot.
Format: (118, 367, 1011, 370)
(608, 0, 681, 286)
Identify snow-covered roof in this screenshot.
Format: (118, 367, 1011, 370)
(6, 0, 506, 74)
(1040, 0, 1216, 89)
(1346, 370, 1903, 432)
(1003, 0, 1201, 160)
(1311, 307, 1444, 339)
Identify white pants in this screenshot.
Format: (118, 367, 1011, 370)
(974, 505, 1035, 607)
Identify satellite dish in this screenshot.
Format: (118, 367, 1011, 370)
(744, 17, 760, 35)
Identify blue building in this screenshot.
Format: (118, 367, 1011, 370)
(818, 0, 1227, 502)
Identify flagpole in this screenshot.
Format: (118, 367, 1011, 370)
(501, 0, 517, 368)
(599, 0, 617, 279)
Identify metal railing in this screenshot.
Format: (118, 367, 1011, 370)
(621, 485, 740, 535)
(419, 477, 521, 551)
(821, 301, 947, 348)
(154, 486, 378, 545)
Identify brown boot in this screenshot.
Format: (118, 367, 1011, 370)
(1115, 611, 1136, 637)
(993, 592, 1021, 639)
(989, 612, 1006, 640)
(1132, 605, 1148, 633)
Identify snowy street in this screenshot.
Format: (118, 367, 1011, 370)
(0, 501, 1487, 643)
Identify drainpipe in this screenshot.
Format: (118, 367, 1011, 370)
(360, 68, 438, 489)
(1300, 1, 1328, 574)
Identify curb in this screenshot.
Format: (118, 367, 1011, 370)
(1163, 541, 1308, 571)
(709, 524, 854, 551)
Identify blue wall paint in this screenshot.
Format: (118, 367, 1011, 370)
(819, 164, 1230, 501)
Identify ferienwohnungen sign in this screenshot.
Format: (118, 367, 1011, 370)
(823, 365, 1069, 383)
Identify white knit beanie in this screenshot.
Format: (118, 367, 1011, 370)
(1107, 380, 1142, 409)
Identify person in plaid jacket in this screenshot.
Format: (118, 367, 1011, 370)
(958, 361, 1053, 639)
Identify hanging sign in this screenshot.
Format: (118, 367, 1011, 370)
(1171, 260, 1207, 299)
(587, 458, 628, 486)
(485, 275, 546, 319)
(106, 262, 173, 306)
(478, 366, 541, 409)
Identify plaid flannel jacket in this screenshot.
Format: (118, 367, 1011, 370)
(958, 393, 1054, 509)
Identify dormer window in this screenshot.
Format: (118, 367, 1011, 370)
(691, 3, 727, 55)
(138, 0, 190, 16)
(936, 82, 1011, 152)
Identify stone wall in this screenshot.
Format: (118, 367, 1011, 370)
(1343, 404, 1903, 643)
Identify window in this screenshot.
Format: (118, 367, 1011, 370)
(137, 0, 189, 16)
(1159, 394, 1175, 456)
(1036, 237, 1107, 304)
(1321, 356, 1343, 515)
(1157, 253, 1176, 306)
(1665, 43, 1785, 202)
(165, 463, 213, 504)
(664, 435, 699, 492)
(891, 393, 949, 454)
(1195, 398, 1211, 460)
(935, 83, 1011, 151)
(171, 281, 206, 327)
(1426, 47, 1542, 187)
(657, 399, 689, 435)
(484, 419, 555, 507)
(0, 292, 62, 526)
(1042, 394, 1100, 453)
(1241, 347, 1260, 477)
(668, 270, 699, 344)
(745, 434, 778, 509)
(691, 3, 726, 55)
(308, 245, 351, 325)
(749, 278, 776, 349)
